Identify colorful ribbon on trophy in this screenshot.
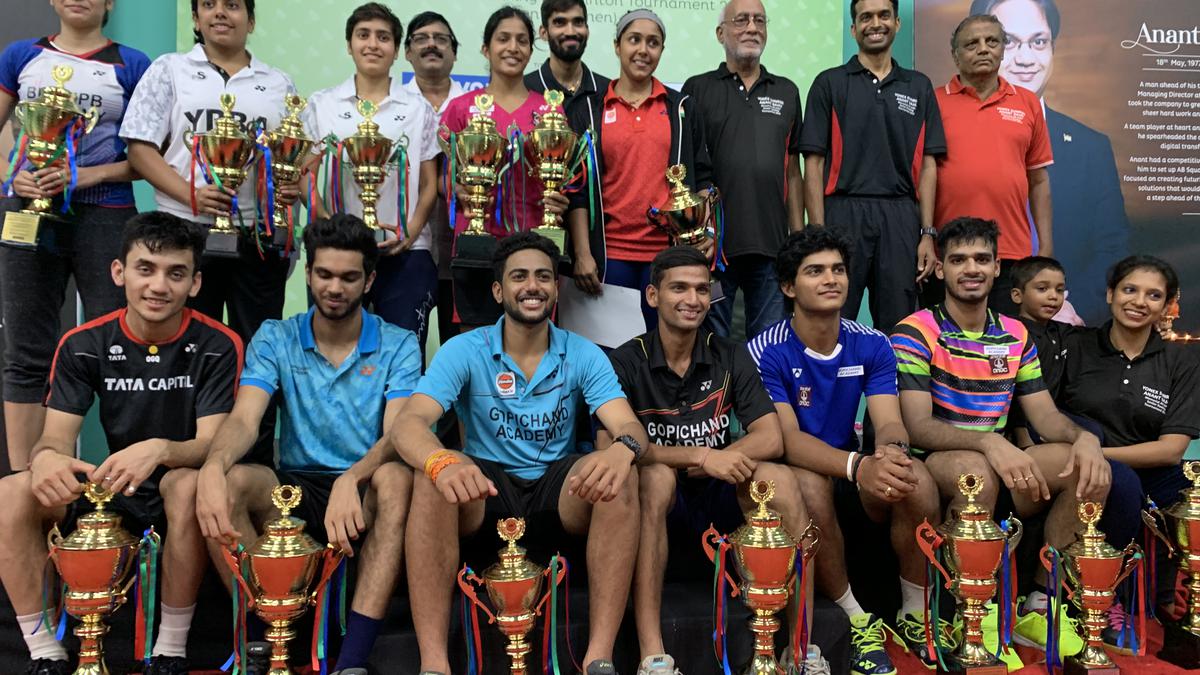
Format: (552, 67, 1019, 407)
(1, 130, 30, 196)
(310, 548, 345, 675)
(706, 531, 735, 675)
(445, 131, 458, 229)
(542, 554, 568, 675)
(60, 119, 84, 215)
(917, 524, 950, 672)
(256, 132, 277, 238)
(133, 528, 161, 664)
(189, 140, 244, 232)
(1143, 497, 1164, 620)
(710, 194, 727, 272)
(791, 547, 812, 672)
(996, 518, 1017, 654)
(391, 144, 411, 240)
(458, 566, 485, 675)
(220, 545, 249, 675)
(1116, 551, 1147, 656)
(1043, 545, 1065, 673)
(321, 135, 345, 216)
(34, 553, 67, 641)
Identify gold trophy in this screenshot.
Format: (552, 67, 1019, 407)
(917, 474, 1022, 674)
(647, 164, 714, 247)
(524, 90, 584, 257)
(261, 94, 314, 248)
(221, 485, 343, 675)
(1155, 461, 1200, 667)
(702, 481, 820, 675)
(2, 64, 99, 249)
(342, 99, 399, 242)
(440, 93, 508, 260)
(1039, 502, 1140, 674)
(184, 93, 257, 258)
(47, 483, 156, 675)
(458, 518, 565, 675)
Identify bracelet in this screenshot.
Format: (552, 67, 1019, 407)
(851, 453, 867, 483)
(427, 454, 461, 484)
(423, 450, 453, 476)
(845, 452, 856, 482)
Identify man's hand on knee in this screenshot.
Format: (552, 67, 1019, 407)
(30, 451, 95, 508)
(435, 462, 496, 505)
(90, 439, 168, 497)
(982, 435, 1049, 502)
(195, 463, 240, 546)
(325, 473, 367, 556)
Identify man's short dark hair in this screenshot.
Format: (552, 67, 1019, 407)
(492, 231, 560, 282)
(650, 246, 708, 287)
(774, 227, 852, 284)
(951, 14, 1004, 50)
(303, 214, 380, 276)
(541, 0, 587, 27)
(1107, 255, 1179, 304)
(1010, 256, 1064, 292)
(345, 2, 403, 43)
(936, 217, 999, 259)
(850, 0, 899, 20)
(121, 212, 206, 270)
(405, 11, 459, 54)
(191, 0, 256, 44)
(969, 0, 1061, 41)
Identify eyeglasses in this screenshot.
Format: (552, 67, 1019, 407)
(725, 14, 768, 29)
(410, 33, 453, 47)
(1005, 35, 1051, 52)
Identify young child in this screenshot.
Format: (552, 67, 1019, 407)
(1008, 256, 1077, 448)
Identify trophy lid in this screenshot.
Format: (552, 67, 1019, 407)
(354, 98, 381, 136)
(731, 481, 797, 549)
(271, 93, 311, 142)
(31, 65, 85, 115)
(1168, 461, 1200, 520)
(1064, 501, 1122, 560)
(484, 518, 543, 583)
(940, 474, 1007, 542)
(55, 483, 139, 551)
(210, 93, 252, 141)
(463, 94, 503, 138)
(662, 164, 705, 211)
(532, 90, 571, 132)
(250, 485, 324, 558)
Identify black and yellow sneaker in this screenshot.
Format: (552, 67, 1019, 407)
(849, 612, 898, 675)
(896, 610, 958, 668)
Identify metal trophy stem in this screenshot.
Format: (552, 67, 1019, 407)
(441, 93, 508, 261)
(1, 64, 99, 249)
(917, 474, 1021, 674)
(342, 99, 395, 243)
(185, 93, 257, 258)
(262, 94, 314, 248)
(525, 90, 585, 258)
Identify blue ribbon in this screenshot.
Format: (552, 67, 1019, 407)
(60, 121, 83, 214)
(1045, 547, 1063, 671)
(2, 130, 29, 196)
(997, 519, 1015, 653)
(257, 133, 276, 236)
(447, 132, 458, 229)
(713, 198, 727, 272)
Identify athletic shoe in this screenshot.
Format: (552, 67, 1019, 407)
(848, 612, 897, 675)
(782, 643, 833, 675)
(1013, 607, 1084, 656)
(1101, 600, 1135, 654)
(144, 656, 190, 675)
(637, 654, 680, 675)
(586, 659, 618, 675)
(244, 641, 272, 675)
(25, 660, 71, 675)
(980, 601, 1024, 672)
(896, 610, 958, 668)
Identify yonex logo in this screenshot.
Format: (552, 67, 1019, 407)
(792, 367, 803, 378)
(254, 85, 267, 92)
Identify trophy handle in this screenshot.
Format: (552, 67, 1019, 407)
(1002, 515, 1023, 550)
(220, 546, 258, 610)
(534, 561, 568, 616)
(1113, 543, 1145, 589)
(700, 526, 740, 597)
(456, 566, 497, 625)
(81, 107, 100, 135)
(308, 545, 345, 606)
(914, 520, 952, 588)
(1142, 505, 1177, 557)
(1038, 544, 1073, 600)
(183, 129, 196, 153)
(797, 520, 821, 561)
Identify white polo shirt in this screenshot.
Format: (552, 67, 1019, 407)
(119, 44, 308, 224)
(309, 76, 439, 251)
(403, 77, 463, 255)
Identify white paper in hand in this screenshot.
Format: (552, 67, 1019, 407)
(558, 282, 646, 348)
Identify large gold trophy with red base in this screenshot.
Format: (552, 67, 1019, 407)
(222, 485, 343, 675)
(1039, 502, 1140, 674)
(457, 518, 565, 675)
(1151, 461, 1200, 667)
(47, 483, 157, 675)
(702, 481, 820, 675)
(917, 474, 1022, 675)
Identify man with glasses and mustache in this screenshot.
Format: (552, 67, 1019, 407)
(683, 0, 804, 343)
(524, 0, 610, 118)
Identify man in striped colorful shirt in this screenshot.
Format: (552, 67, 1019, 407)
(890, 217, 1109, 663)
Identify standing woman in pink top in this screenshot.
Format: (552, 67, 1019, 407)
(440, 5, 569, 328)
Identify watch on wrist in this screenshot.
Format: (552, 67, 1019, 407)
(614, 434, 644, 463)
(920, 227, 938, 238)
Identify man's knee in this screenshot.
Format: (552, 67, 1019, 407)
(0, 472, 41, 529)
(370, 462, 413, 500)
(161, 468, 198, 519)
(751, 462, 804, 512)
(900, 459, 941, 517)
(638, 464, 676, 514)
(930, 451, 999, 505)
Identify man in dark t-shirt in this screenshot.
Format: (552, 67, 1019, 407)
(606, 246, 815, 675)
(0, 213, 241, 675)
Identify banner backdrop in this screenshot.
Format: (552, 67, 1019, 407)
(914, 0, 1200, 326)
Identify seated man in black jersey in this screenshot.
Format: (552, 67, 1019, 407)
(0, 213, 242, 675)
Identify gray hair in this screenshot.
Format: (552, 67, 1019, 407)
(951, 13, 1005, 50)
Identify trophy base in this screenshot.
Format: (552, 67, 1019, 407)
(206, 229, 241, 259)
(1159, 619, 1200, 669)
(533, 225, 570, 262)
(371, 227, 388, 244)
(1, 210, 44, 249)
(272, 225, 292, 250)
(1064, 656, 1120, 674)
(453, 231, 497, 262)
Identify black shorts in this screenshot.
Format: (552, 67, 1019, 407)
(273, 469, 367, 547)
(667, 474, 744, 537)
(472, 454, 581, 539)
(62, 466, 168, 538)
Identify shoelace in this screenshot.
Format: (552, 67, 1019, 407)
(1107, 601, 1129, 632)
(851, 617, 892, 654)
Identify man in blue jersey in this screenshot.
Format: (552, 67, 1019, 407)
(392, 232, 647, 675)
(749, 228, 942, 673)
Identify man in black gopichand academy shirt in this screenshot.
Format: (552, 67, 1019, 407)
(0, 212, 241, 675)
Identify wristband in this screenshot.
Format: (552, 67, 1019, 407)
(423, 450, 453, 476)
(427, 454, 461, 484)
(845, 452, 856, 482)
(851, 453, 866, 483)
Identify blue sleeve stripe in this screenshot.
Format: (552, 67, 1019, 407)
(385, 389, 412, 400)
(240, 377, 277, 395)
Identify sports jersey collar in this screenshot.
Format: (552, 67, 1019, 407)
(118, 308, 194, 346)
(931, 303, 1002, 335)
(845, 55, 910, 82)
(603, 78, 668, 106)
(1095, 320, 1165, 359)
(44, 35, 115, 60)
(184, 43, 272, 76)
(645, 328, 714, 371)
(535, 59, 603, 94)
(299, 306, 381, 355)
(485, 315, 569, 359)
(945, 74, 1016, 100)
(331, 75, 411, 106)
(716, 61, 776, 84)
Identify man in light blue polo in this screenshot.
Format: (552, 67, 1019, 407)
(193, 214, 420, 674)
(393, 231, 648, 675)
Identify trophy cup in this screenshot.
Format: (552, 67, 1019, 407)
(2, 64, 99, 249)
(47, 483, 155, 675)
(1157, 461, 1200, 667)
(457, 518, 565, 675)
(261, 94, 314, 248)
(916, 474, 1022, 674)
(184, 93, 257, 258)
(524, 89, 584, 258)
(342, 99, 399, 242)
(440, 93, 508, 260)
(1039, 502, 1140, 674)
(221, 485, 343, 675)
(702, 481, 820, 675)
(647, 164, 713, 247)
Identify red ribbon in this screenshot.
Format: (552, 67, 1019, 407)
(309, 548, 345, 673)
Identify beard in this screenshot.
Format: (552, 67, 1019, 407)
(549, 35, 586, 62)
(315, 294, 364, 321)
(502, 293, 554, 326)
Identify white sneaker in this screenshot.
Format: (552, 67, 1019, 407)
(803, 644, 832, 675)
(637, 654, 681, 675)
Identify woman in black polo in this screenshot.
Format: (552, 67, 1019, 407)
(1059, 255, 1198, 609)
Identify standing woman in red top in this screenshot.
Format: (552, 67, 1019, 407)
(440, 5, 568, 328)
(564, 9, 712, 331)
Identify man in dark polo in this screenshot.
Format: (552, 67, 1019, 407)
(524, 0, 609, 117)
(800, 0, 946, 334)
(683, 0, 804, 342)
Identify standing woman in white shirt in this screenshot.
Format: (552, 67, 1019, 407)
(120, 0, 307, 346)
(309, 3, 440, 358)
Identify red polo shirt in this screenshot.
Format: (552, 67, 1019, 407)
(600, 78, 671, 262)
(934, 75, 1053, 261)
